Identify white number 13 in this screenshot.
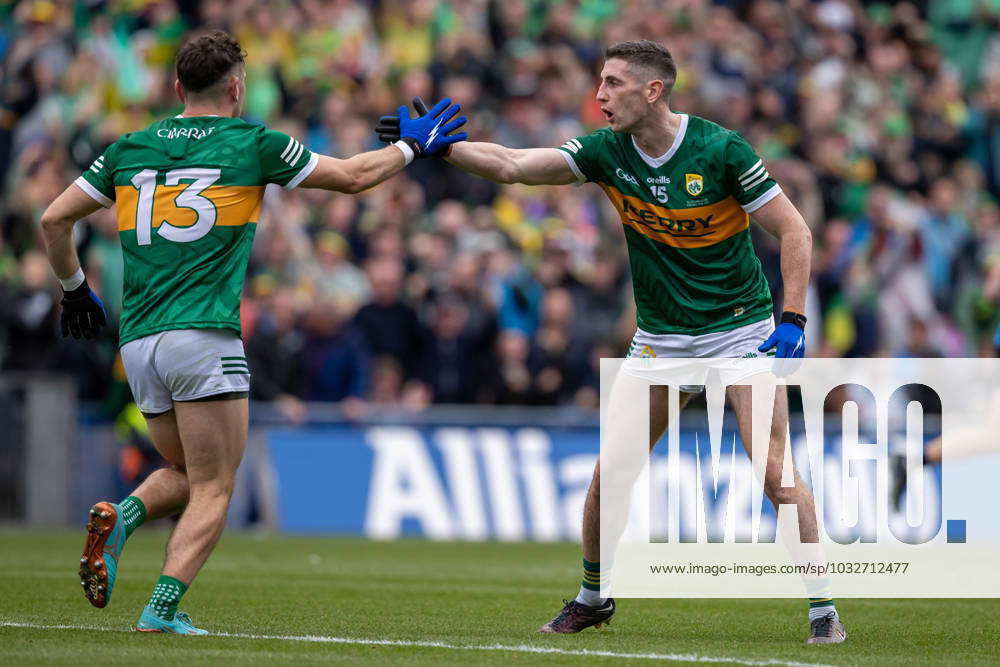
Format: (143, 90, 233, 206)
(131, 168, 220, 246)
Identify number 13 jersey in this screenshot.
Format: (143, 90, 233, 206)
(557, 114, 780, 336)
(75, 115, 316, 346)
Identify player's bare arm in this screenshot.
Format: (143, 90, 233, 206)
(750, 192, 812, 316)
(41, 183, 109, 339)
(40, 184, 104, 281)
(300, 147, 408, 194)
(373, 97, 570, 186)
(444, 142, 578, 186)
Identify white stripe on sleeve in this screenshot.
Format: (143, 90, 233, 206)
(279, 136, 296, 161)
(743, 170, 770, 191)
(288, 141, 305, 166)
(738, 159, 763, 181)
(739, 165, 765, 185)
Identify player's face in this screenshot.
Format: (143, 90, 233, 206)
(596, 58, 653, 132)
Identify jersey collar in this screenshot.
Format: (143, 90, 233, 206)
(630, 113, 688, 168)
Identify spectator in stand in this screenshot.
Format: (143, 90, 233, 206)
(245, 288, 309, 423)
(0, 250, 60, 371)
(919, 178, 970, 311)
(301, 295, 370, 406)
(308, 231, 371, 305)
(487, 328, 534, 405)
(528, 287, 591, 405)
(353, 256, 430, 387)
(425, 295, 481, 404)
(965, 70, 1000, 203)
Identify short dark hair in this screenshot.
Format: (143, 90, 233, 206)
(605, 40, 677, 93)
(175, 30, 245, 94)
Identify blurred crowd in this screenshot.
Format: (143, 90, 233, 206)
(3, 0, 1000, 416)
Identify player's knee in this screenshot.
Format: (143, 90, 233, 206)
(764, 478, 796, 505)
(190, 477, 236, 502)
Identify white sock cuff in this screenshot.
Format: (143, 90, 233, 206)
(808, 605, 838, 622)
(575, 586, 606, 607)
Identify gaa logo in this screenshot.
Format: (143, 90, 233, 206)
(615, 168, 639, 186)
(685, 173, 704, 196)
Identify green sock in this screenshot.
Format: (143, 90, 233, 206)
(118, 496, 147, 538)
(149, 575, 188, 621)
(581, 558, 602, 592)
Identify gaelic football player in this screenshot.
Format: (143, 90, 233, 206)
(381, 40, 844, 644)
(40, 30, 466, 634)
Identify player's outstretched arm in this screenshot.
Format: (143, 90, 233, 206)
(299, 147, 410, 194)
(444, 142, 579, 186)
(373, 97, 574, 186)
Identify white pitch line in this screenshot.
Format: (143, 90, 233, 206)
(0, 621, 833, 667)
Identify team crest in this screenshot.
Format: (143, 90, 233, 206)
(639, 345, 657, 358)
(685, 173, 704, 196)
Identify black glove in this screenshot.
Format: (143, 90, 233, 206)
(60, 279, 108, 339)
(375, 97, 429, 143)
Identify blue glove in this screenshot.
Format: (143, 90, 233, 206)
(758, 323, 805, 359)
(60, 280, 108, 339)
(758, 313, 806, 377)
(375, 97, 461, 157)
(397, 97, 467, 158)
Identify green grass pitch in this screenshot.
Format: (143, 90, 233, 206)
(1, 529, 997, 665)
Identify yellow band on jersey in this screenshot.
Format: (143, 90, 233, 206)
(114, 185, 264, 232)
(598, 183, 749, 249)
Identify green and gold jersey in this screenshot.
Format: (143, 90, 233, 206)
(75, 115, 317, 346)
(557, 114, 780, 335)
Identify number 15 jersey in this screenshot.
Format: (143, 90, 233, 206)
(75, 115, 317, 346)
(558, 114, 780, 336)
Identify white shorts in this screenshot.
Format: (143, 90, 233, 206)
(120, 329, 250, 415)
(625, 318, 775, 391)
(627, 317, 775, 359)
